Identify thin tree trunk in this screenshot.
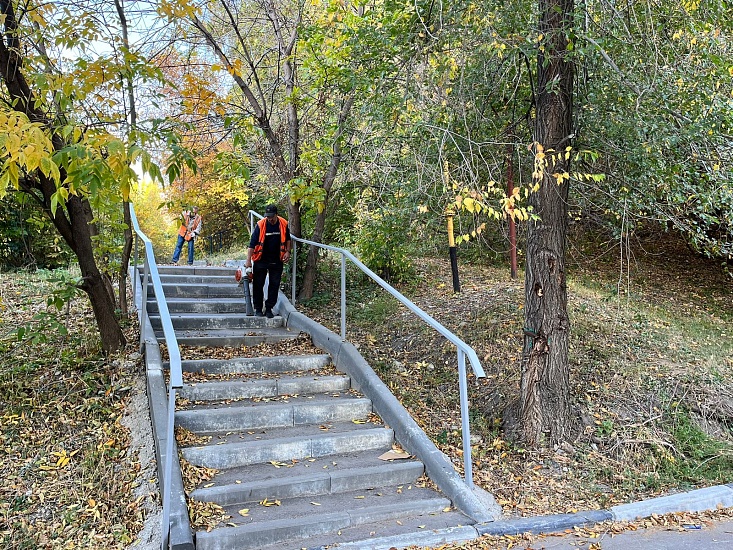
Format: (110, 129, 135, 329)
(115, 0, 135, 316)
(520, 0, 576, 447)
(506, 143, 518, 279)
(298, 97, 355, 301)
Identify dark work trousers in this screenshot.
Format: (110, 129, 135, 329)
(252, 261, 284, 311)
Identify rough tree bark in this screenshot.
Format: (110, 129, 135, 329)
(1, 0, 126, 352)
(520, 0, 576, 447)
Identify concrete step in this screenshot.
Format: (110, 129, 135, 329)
(190, 458, 425, 506)
(257, 506, 471, 550)
(147, 282, 244, 299)
(170, 354, 332, 375)
(179, 374, 351, 401)
(156, 327, 299, 347)
(155, 274, 234, 285)
(181, 426, 394, 469)
(149, 313, 282, 331)
(147, 298, 249, 315)
(155, 266, 237, 277)
(194, 489, 452, 550)
(176, 396, 372, 433)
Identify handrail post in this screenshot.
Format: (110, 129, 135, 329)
(161, 388, 177, 550)
(291, 240, 297, 305)
(140, 260, 150, 353)
(458, 349, 474, 488)
(340, 252, 346, 340)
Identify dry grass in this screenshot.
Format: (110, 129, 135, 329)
(0, 270, 152, 549)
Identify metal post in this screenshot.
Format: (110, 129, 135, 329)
(140, 260, 150, 354)
(291, 240, 297, 305)
(446, 210, 461, 292)
(458, 349, 474, 488)
(161, 388, 177, 550)
(340, 253, 346, 340)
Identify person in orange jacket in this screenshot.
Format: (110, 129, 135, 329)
(171, 206, 202, 265)
(245, 205, 291, 318)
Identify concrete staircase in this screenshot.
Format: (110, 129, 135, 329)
(148, 265, 474, 549)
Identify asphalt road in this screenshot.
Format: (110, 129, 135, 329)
(525, 518, 733, 549)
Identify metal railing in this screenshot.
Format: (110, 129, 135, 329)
(129, 205, 183, 550)
(206, 230, 230, 254)
(248, 211, 486, 487)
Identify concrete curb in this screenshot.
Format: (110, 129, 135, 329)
(132, 267, 194, 550)
(610, 484, 733, 522)
(276, 292, 500, 524)
(476, 509, 613, 536)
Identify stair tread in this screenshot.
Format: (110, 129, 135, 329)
(179, 373, 350, 401)
(172, 354, 332, 374)
(213, 486, 450, 525)
(161, 327, 290, 336)
(193, 489, 462, 550)
(190, 458, 426, 505)
(177, 392, 368, 410)
(179, 419, 387, 446)
(256, 508, 471, 550)
(175, 395, 374, 433)
(180, 426, 395, 469)
(193, 452, 424, 490)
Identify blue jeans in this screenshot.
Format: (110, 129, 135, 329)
(172, 235, 195, 264)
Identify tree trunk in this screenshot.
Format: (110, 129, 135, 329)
(115, 0, 136, 317)
(119, 202, 133, 315)
(0, 2, 126, 353)
(520, 0, 576, 447)
(67, 194, 127, 353)
(297, 97, 354, 301)
(298, 207, 326, 302)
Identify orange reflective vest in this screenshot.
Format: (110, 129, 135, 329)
(251, 216, 289, 262)
(178, 213, 201, 241)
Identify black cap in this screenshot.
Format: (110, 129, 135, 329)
(265, 205, 278, 216)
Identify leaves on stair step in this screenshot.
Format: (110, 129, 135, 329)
(238, 508, 249, 517)
(269, 460, 291, 468)
(188, 499, 229, 530)
(175, 426, 211, 446)
(260, 498, 281, 507)
(180, 458, 218, 493)
(311, 502, 321, 506)
(378, 449, 411, 461)
(352, 419, 366, 424)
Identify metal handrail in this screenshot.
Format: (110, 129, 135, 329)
(129, 205, 183, 550)
(248, 210, 485, 487)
